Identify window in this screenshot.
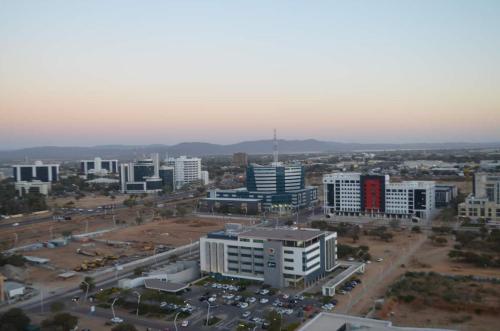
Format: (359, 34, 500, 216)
(228, 252, 238, 256)
(284, 266, 294, 270)
(241, 269, 252, 273)
(240, 238, 250, 242)
(284, 258, 294, 263)
(241, 254, 252, 257)
(253, 239, 264, 243)
(284, 250, 294, 254)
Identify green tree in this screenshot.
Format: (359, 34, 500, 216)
(0, 308, 30, 331)
(266, 310, 282, 331)
(80, 276, 95, 293)
(176, 205, 187, 217)
(41, 313, 78, 331)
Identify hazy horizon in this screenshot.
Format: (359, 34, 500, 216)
(1, 0, 500, 149)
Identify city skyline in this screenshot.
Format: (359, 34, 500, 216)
(1, 0, 500, 149)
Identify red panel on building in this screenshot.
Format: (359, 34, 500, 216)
(362, 178, 383, 212)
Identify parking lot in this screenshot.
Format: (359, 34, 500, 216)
(170, 279, 344, 330)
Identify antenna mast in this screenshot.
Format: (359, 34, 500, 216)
(273, 128, 278, 164)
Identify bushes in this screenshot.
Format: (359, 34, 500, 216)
(0, 254, 25, 267)
(0, 308, 30, 331)
(41, 313, 78, 331)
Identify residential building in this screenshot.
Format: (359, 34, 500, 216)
(80, 157, 118, 175)
(120, 154, 165, 194)
(12, 161, 59, 183)
(165, 156, 203, 189)
(323, 172, 436, 220)
(459, 172, 500, 221)
(15, 180, 50, 196)
(200, 227, 337, 288)
(232, 152, 248, 167)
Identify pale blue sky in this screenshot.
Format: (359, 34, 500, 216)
(1, 0, 499, 148)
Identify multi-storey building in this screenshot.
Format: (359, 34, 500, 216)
(323, 173, 436, 220)
(165, 156, 203, 189)
(232, 152, 248, 167)
(159, 166, 175, 192)
(435, 184, 457, 208)
(12, 161, 59, 183)
(80, 157, 118, 175)
(459, 173, 500, 221)
(200, 227, 337, 288)
(206, 163, 317, 210)
(15, 181, 50, 196)
(120, 154, 165, 194)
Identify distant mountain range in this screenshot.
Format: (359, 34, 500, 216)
(1, 139, 499, 162)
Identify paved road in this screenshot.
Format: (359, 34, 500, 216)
(0, 191, 200, 230)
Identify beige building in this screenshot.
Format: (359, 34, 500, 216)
(459, 173, 500, 221)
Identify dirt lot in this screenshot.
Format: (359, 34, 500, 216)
(100, 217, 251, 247)
(47, 194, 127, 209)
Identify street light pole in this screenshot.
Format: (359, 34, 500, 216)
(174, 311, 181, 331)
(111, 297, 119, 319)
(205, 301, 211, 326)
(82, 281, 90, 301)
(133, 291, 141, 316)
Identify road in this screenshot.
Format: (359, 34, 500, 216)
(0, 190, 200, 230)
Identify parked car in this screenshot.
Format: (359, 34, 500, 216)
(242, 311, 251, 318)
(260, 298, 269, 304)
(181, 320, 189, 327)
(110, 317, 123, 324)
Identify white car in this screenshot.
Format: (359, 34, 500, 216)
(110, 317, 123, 324)
(260, 298, 269, 304)
(260, 289, 270, 295)
(282, 294, 289, 299)
(208, 297, 216, 303)
(248, 297, 256, 303)
(181, 320, 189, 327)
(239, 302, 249, 309)
(12, 222, 19, 227)
(376, 258, 384, 262)
(242, 311, 251, 318)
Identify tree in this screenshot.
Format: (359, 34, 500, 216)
(50, 301, 65, 312)
(159, 208, 174, 219)
(0, 308, 30, 331)
(411, 226, 421, 233)
(80, 276, 95, 293)
(176, 205, 187, 217)
(41, 313, 78, 331)
(123, 197, 137, 208)
(133, 267, 145, 276)
(265, 310, 282, 331)
(111, 324, 138, 331)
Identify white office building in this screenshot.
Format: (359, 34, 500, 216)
(459, 172, 500, 221)
(165, 156, 203, 189)
(120, 154, 163, 194)
(12, 161, 59, 183)
(200, 227, 337, 288)
(323, 172, 436, 220)
(80, 157, 118, 175)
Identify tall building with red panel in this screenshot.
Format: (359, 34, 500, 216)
(360, 175, 385, 213)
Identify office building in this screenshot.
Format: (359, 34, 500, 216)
(201, 170, 209, 185)
(80, 157, 118, 175)
(12, 161, 59, 183)
(159, 166, 175, 192)
(206, 163, 317, 211)
(203, 132, 317, 211)
(232, 152, 248, 167)
(165, 156, 203, 189)
(120, 154, 166, 194)
(459, 172, 500, 221)
(435, 184, 457, 208)
(200, 227, 337, 288)
(299, 313, 454, 331)
(323, 173, 436, 220)
(15, 181, 50, 196)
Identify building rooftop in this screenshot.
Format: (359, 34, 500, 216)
(144, 279, 189, 293)
(299, 313, 455, 331)
(202, 197, 261, 202)
(239, 228, 326, 241)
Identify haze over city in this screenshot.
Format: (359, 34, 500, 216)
(1, 0, 500, 149)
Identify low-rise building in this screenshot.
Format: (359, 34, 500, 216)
(200, 227, 337, 288)
(80, 157, 118, 175)
(15, 180, 51, 196)
(435, 184, 457, 208)
(459, 172, 500, 221)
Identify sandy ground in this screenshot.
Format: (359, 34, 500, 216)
(47, 194, 127, 209)
(372, 233, 500, 331)
(100, 217, 251, 247)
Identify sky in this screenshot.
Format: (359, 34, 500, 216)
(1, 0, 499, 149)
